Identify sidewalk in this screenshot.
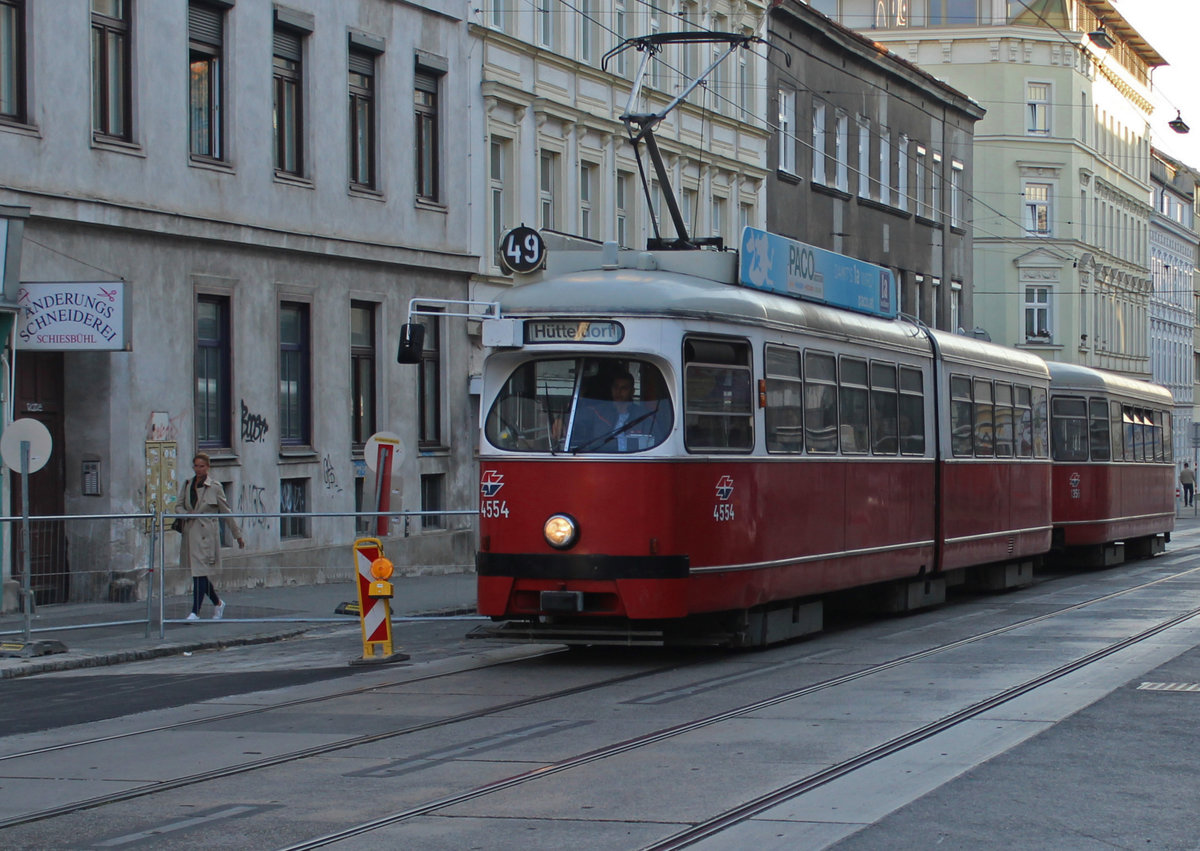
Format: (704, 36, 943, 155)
(0, 572, 478, 679)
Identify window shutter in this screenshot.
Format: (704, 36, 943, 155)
(274, 29, 302, 61)
(189, 4, 223, 48)
(349, 49, 374, 77)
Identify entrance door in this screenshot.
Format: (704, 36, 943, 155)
(11, 352, 68, 604)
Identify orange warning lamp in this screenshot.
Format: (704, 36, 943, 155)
(369, 557, 394, 598)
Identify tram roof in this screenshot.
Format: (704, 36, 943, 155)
(1046, 361, 1174, 406)
(499, 259, 1046, 375)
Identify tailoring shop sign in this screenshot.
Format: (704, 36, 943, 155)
(16, 282, 127, 350)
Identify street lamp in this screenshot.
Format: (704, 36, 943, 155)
(1088, 21, 1114, 51)
(1169, 111, 1190, 134)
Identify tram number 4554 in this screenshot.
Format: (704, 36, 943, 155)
(481, 499, 510, 519)
(713, 504, 735, 522)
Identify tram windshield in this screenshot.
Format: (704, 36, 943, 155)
(485, 358, 674, 454)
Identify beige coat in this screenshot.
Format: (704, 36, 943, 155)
(178, 476, 242, 578)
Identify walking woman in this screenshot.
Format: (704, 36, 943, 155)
(179, 452, 245, 620)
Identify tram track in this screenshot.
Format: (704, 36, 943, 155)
(3, 555, 1198, 840)
(266, 590, 1200, 850)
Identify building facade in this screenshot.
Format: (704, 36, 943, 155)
(767, 1, 984, 332)
(1149, 149, 1199, 466)
(467, 1, 772, 346)
(0, 1, 477, 606)
(826, 0, 1164, 379)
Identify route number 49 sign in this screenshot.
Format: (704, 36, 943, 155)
(498, 226, 546, 275)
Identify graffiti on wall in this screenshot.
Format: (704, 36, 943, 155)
(238, 483, 270, 529)
(147, 411, 186, 442)
(322, 454, 343, 494)
(240, 400, 269, 443)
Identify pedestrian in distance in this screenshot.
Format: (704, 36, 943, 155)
(178, 452, 245, 620)
(1181, 462, 1196, 507)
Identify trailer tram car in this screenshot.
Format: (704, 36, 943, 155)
(1047, 362, 1174, 566)
(465, 235, 1065, 647)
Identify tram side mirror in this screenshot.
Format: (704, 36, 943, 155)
(396, 323, 425, 364)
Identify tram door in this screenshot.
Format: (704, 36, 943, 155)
(10, 352, 68, 605)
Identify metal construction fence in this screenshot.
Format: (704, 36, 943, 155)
(0, 508, 476, 642)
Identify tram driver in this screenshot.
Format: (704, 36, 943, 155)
(572, 370, 655, 452)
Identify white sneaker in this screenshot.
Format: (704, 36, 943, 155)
(185, 612, 199, 621)
(213, 602, 225, 620)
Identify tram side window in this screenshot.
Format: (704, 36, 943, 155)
(1163, 411, 1173, 462)
(839, 357, 869, 454)
(804, 351, 838, 454)
(684, 338, 753, 453)
(973, 379, 994, 457)
(1015, 385, 1033, 457)
(1110, 401, 1124, 461)
(994, 383, 1014, 457)
(1050, 396, 1088, 461)
(950, 375, 973, 457)
(1149, 410, 1163, 462)
(1088, 398, 1110, 461)
(765, 345, 803, 454)
(899, 366, 925, 455)
(869, 362, 898, 455)
(1122, 407, 1139, 461)
(1032, 386, 1049, 457)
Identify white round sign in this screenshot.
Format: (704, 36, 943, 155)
(1, 418, 53, 474)
(364, 431, 404, 473)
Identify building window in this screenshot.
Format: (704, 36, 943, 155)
(420, 474, 444, 530)
(1025, 285, 1051, 341)
(273, 26, 304, 175)
(616, 170, 633, 248)
(536, 0, 556, 49)
(280, 478, 309, 539)
(835, 111, 849, 192)
(579, 0, 596, 65)
(710, 195, 725, 240)
(915, 144, 927, 217)
(196, 295, 231, 449)
(91, 0, 131, 140)
(950, 280, 961, 333)
(648, 6, 661, 88)
(1024, 182, 1052, 234)
(1027, 82, 1050, 136)
(897, 134, 909, 212)
(539, 149, 558, 231)
(580, 161, 596, 238)
(614, 0, 628, 76)
(415, 66, 441, 201)
(879, 132, 891, 206)
(486, 0, 507, 31)
(348, 48, 376, 189)
(279, 302, 311, 445)
(188, 2, 224, 159)
(416, 309, 442, 447)
(489, 137, 511, 258)
(857, 116, 870, 198)
(931, 152, 942, 221)
(812, 101, 827, 184)
(778, 89, 796, 174)
(350, 301, 376, 449)
(0, 0, 25, 124)
(950, 159, 963, 227)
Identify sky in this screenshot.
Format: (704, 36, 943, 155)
(1113, 0, 1200, 169)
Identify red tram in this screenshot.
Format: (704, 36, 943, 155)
(1047, 362, 1174, 565)
(443, 234, 1172, 648)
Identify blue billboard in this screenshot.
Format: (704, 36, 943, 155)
(738, 227, 897, 320)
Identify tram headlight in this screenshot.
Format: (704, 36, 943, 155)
(543, 514, 579, 549)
